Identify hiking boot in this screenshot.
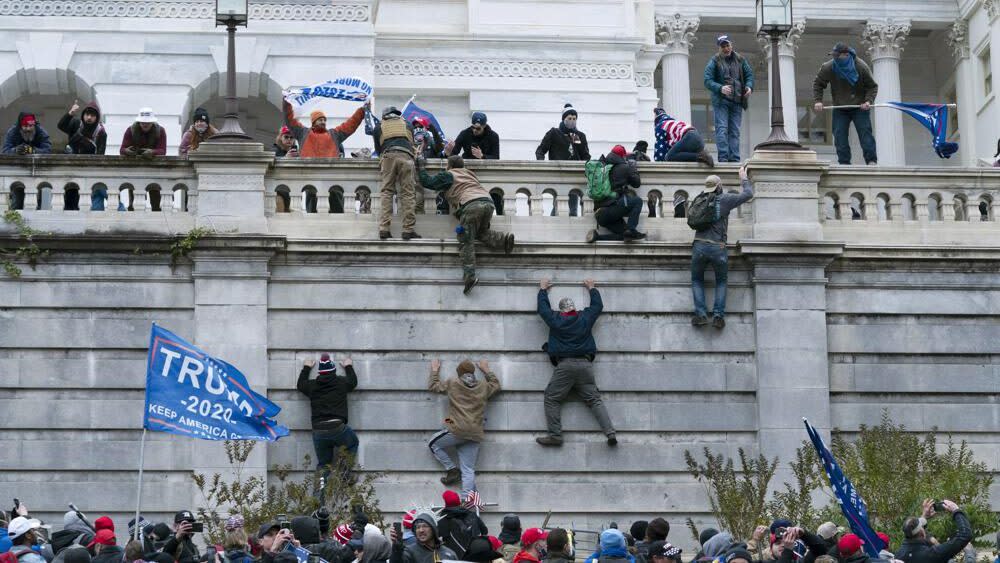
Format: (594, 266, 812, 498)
(379, 231, 392, 240)
(440, 468, 461, 485)
(536, 435, 563, 447)
(586, 229, 597, 243)
(712, 316, 726, 329)
(402, 231, 422, 240)
(696, 150, 715, 167)
(606, 434, 618, 447)
(463, 276, 479, 295)
(623, 230, 647, 242)
(691, 315, 710, 326)
(504, 233, 515, 254)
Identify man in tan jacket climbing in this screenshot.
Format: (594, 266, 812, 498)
(427, 358, 501, 495)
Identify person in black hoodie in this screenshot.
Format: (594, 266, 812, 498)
(163, 511, 201, 563)
(298, 353, 360, 476)
(896, 499, 972, 563)
(536, 104, 590, 161)
(498, 514, 522, 562)
(586, 145, 645, 243)
(58, 100, 107, 155)
(290, 516, 352, 563)
(437, 490, 488, 559)
(450, 112, 500, 160)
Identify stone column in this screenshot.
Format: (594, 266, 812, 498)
(862, 19, 911, 166)
(655, 13, 699, 123)
(188, 141, 275, 233)
(758, 20, 806, 142)
(637, 44, 666, 141)
(987, 3, 1000, 153)
(947, 20, 978, 167)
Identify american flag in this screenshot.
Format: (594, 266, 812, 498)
(463, 491, 484, 510)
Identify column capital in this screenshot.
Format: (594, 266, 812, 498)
(862, 18, 911, 61)
(947, 19, 970, 60)
(984, 0, 999, 22)
(757, 19, 807, 58)
(655, 13, 700, 55)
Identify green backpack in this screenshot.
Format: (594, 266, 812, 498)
(686, 191, 721, 230)
(585, 159, 614, 201)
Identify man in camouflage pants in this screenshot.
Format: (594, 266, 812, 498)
(417, 155, 515, 294)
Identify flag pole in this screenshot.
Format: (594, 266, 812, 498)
(133, 428, 148, 542)
(402, 94, 416, 113)
(822, 103, 957, 110)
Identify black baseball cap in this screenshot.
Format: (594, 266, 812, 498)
(257, 522, 281, 539)
(174, 511, 195, 524)
(830, 42, 851, 55)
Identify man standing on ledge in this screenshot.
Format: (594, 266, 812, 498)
(536, 278, 616, 447)
(813, 42, 879, 165)
(536, 104, 590, 161)
(374, 106, 420, 240)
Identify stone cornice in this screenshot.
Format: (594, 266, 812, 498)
(654, 13, 699, 55)
(862, 18, 911, 61)
(0, 0, 371, 22)
(374, 59, 633, 80)
(947, 19, 970, 60)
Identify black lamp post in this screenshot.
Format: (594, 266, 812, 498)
(754, 0, 804, 150)
(212, 0, 252, 141)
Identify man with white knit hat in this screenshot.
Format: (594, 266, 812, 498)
(535, 103, 590, 161)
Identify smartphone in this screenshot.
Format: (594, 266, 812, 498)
(278, 513, 291, 530)
(392, 522, 402, 541)
(190, 522, 204, 534)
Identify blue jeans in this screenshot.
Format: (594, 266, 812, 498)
(713, 101, 743, 162)
(832, 108, 877, 165)
(691, 240, 728, 318)
(666, 130, 705, 162)
(594, 194, 643, 240)
(312, 424, 359, 471)
(91, 187, 107, 211)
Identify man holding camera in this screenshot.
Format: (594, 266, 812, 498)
(897, 499, 972, 563)
(163, 511, 201, 563)
(703, 35, 754, 163)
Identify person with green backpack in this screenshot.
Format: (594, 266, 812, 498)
(585, 145, 646, 242)
(688, 163, 753, 328)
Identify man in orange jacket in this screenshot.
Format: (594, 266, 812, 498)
(282, 98, 369, 158)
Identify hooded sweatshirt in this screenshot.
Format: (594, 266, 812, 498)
(703, 533, 735, 560)
(428, 367, 501, 442)
(2, 111, 52, 154)
(57, 102, 107, 155)
(362, 527, 393, 563)
(291, 516, 351, 563)
(391, 513, 458, 563)
(297, 364, 358, 428)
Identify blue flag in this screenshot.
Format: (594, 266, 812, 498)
(883, 102, 958, 159)
(402, 99, 449, 145)
(144, 324, 289, 441)
(284, 77, 372, 107)
(804, 419, 883, 558)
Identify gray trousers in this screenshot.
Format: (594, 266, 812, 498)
(428, 429, 481, 494)
(544, 358, 615, 438)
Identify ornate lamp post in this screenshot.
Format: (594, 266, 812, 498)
(212, 0, 252, 140)
(754, 0, 804, 150)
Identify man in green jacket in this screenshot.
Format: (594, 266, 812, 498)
(703, 35, 754, 163)
(417, 155, 515, 294)
(813, 42, 879, 165)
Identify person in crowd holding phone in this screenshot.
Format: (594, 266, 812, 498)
(897, 499, 972, 563)
(389, 512, 457, 563)
(163, 511, 201, 563)
(273, 126, 300, 157)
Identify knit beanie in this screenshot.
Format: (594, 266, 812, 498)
(600, 529, 626, 551)
(443, 489, 461, 507)
(402, 510, 416, 530)
(193, 107, 210, 123)
(699, 528, 719, 546)
(334, 523, 352, 545)
(456, 360, 476, 376)
(63, 548, 92, 563)
(610, 145, 627, 158)
(95, 516, 115, 532)
(558, 297, 575, 313)
(725, 548, 753, 563)
(310, 110, 326, 125)
(318, 353, 336, 375)
(561, 103, 577, 120)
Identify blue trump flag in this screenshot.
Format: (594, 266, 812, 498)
(883, 102, 959, 159)
(144, 324, 289, 441)
(402, 99, 449, 145)
(804, 419, 883, 557)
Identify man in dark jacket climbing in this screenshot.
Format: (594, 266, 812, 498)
(2, 111, 52, 155)
(896, 499, 972, 563)
(587, 145, 645, 243)
(299, 354, 359, 476)
(536, 277, 616, 447)
(437, 490, 488, 559)
(58, 100, 106, 155)
(536, 104, 590, 161)
(390, 511, 458, 563)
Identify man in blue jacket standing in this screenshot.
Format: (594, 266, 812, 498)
(704, 35, 754, 163)
(536, 277, 616, 447)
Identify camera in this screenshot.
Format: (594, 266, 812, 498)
(933, 501, 945, 512)
(278, 513, 292, 530)
(190, 522, 204, 534)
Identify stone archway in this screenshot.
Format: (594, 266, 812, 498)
(0, 69, 98, 154)
(184, 71, 285, 147)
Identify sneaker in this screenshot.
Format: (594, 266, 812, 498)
(606, 434, 618, 447)
(440, 468, 461, 485)
(379, 231, 392, 240)
(504, 233, 515, 254)
(624, 230, 647, 241)
(691, 315, 710, 326)
(463, 276, 479, 295)
(696, 150, 715, 167)
(712, 316, 726, 329)
(586, 229, 598, 243)
(402, 232, 422, 240)
(536, 436, 563, 447)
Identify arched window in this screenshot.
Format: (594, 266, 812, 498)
(953, 195, 968, 221)
(515, 189, 531, 216)
(119, 183, 135, 211)
(37, 182, 53, 210)
(542, 189, 557, 216)
(568, 189, 583, 217)
(355, 186, 372, 214)
(91, 182, 109, 212)
(875, 193, 890, 221)
(490, 188, 505, 215)
(172, 184, 189, 212)
(275, 185, 291, 213)
(146, 183, 162, 212)
(302, 185, 318, 214)
(927, 194, 943, 222)
(9, 182, 25, 210)
(822, 193, 840, 220)
(978, 196, 993, 222)
(64, 182, 80, 211)
(329, 186, 345, 214)
(849, 193, 865, 220)
(901, 193, 917, 220)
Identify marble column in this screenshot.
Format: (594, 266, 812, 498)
(987, 2, 1000, 155)
(758, 20, 806, 142)
(862, 18, 911, 166)
(946, 20, 978, 167)
(655, 13, 699, 123)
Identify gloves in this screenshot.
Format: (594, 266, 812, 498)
(140, 148, 154, 158)
(15, 144, 32, 155)
(124, 146, 138, 156)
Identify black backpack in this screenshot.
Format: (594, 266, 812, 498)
(687, 191, 721, 230)
(444, 512, 481, 558)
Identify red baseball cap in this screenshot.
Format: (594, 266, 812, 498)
(838, 534, 864, 557)
(95, 516, 115, 532)
(443, 490, 461, 508)
(88, 529, 117, 548)
(521, 528, 548, 546)
(610, 145, 627, 158)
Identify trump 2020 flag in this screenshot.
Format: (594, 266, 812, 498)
(402, 99, 449, 144)
(883, 102, 959, 159)
(284, 77, 372, 108)
(144, 324, 289, 441)
(804, 419, 882, 557)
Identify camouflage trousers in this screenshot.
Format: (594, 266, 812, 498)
(458, 200, 506, 277)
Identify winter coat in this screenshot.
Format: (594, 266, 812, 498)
(813, 58, 878, 107)
(8, 545, 48, 563)
(162, 535, 200, 563)
(179, 124, 219, 155)
(92, 545, 126, 563)
(390, 514, 457, 563)
(535, 124, 590, 161)
(2, 113, 52, 154)
(451, 125, 500, 159)
(595, 152, 641, 210)
(119, 123, 167, 155)
(436, 507, 489, 558)
(513, 552, 542, 563)
(544, 555, 575, 563)
(57, 102, 107, 155)
(693, 179, 754, 244)
(361, 529, 393, 563)
(297, 364, 358, 428)
(283, 101, 364, 158)
(502, 545, 521, 563)
(428, 367, 500, 442)
(704, 52, 755, 107)
(418, 168, 492, 215)
(50, 529, 93, 556)
(538, 288, 603, 360)
(896, 512, 973, 563)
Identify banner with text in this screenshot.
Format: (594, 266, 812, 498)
(284, 77, 372, 108)
(144, 324, 289, 441)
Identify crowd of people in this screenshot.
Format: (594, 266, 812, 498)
(1, 496, 988, 563)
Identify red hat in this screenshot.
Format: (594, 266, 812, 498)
(610, 145, 627, 158)
(334, 523, 352, 545)
(443, 490, 461, 508)
(838, 534, 864, 557)
(402, 510, 416, 529)
(488, 536, 503, 551)
(95, 516, 115, 532)
(876, 532, 890, 550)
(19, 114, 36, 127)
(279, 126, 291, 136)
(521, 528, 548, 547)
(87, 529, 117, 548)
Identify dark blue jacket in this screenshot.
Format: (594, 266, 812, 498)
(703, 53, 755, 107)
(538, 288, 603, 359)
(2, 113, 52, 154)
